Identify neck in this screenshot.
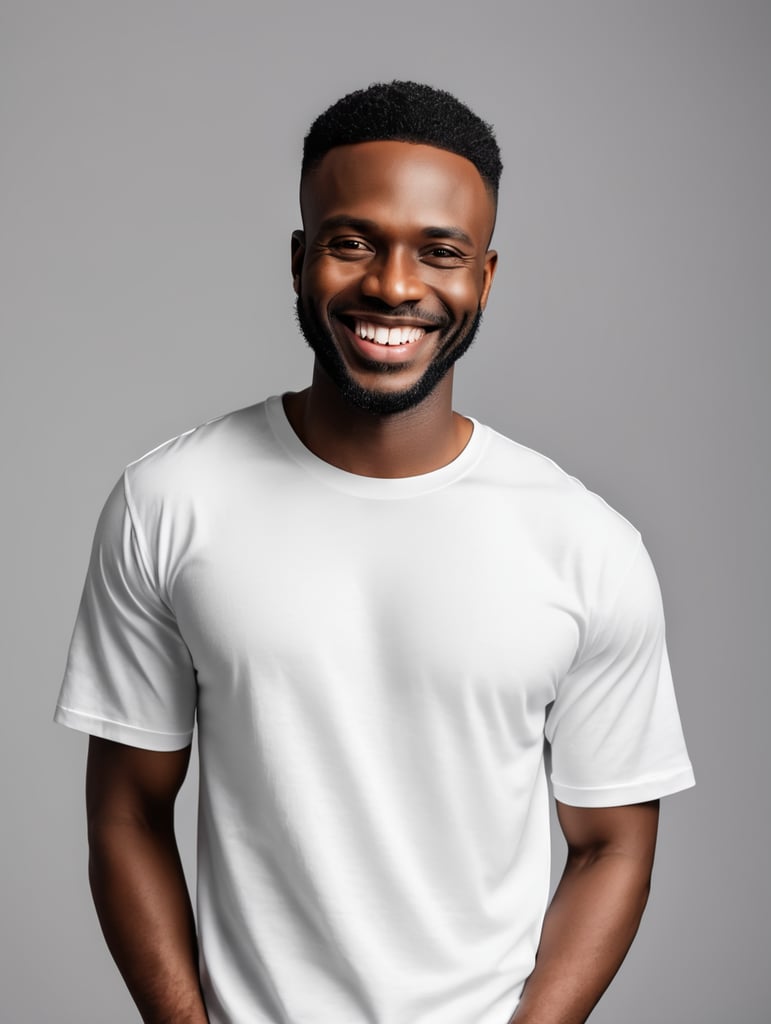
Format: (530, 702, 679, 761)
(282, 363, 472, 478)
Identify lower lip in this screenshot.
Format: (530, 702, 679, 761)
(340, 320, 432, 363)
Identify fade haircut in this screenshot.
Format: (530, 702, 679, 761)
(302, 80, 503, 202)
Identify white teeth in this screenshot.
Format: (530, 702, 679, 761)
(353, 320, 426, 346)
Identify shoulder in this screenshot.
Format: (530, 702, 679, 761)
(475, 421, 642, 569)
(122, 399, 275, 509)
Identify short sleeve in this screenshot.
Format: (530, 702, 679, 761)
(545, 539, 695, 807)
(54, 474, 197, 751)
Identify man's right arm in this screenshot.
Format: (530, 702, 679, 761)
(86, 736, 209, 1024)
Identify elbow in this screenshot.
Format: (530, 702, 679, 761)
(566, 842, 656, 915)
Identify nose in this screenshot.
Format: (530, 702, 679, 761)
(360, 247, 427, 306)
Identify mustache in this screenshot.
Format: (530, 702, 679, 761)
(336, 298, 448, 328)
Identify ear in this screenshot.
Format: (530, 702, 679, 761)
(291, 230, 306, 295)
(479, 249, 498, 311)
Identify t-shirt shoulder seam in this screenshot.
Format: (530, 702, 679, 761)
(483, 423, 641, 533)
(124, 410, 236, 474)
(123, 402, 265, 477)
(121, 471, 156, 589)
(580, 532, 645, 659)
(604, 531, 645, 609)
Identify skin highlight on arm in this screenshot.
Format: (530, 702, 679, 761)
(86, 737, 209, 1024)
(510, 800, 660, 1024)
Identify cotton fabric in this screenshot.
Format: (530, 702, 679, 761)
(56, 396, 694, 1024)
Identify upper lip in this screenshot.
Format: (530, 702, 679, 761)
(338, 312, 442, 330)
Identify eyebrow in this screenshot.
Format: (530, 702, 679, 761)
(421, 225, 474, 246)
(318, 215, 379, 235)
(317, 215, 474, 247)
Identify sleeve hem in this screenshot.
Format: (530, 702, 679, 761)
(552, 765, 695, 807)
(53, 705, 194, 752)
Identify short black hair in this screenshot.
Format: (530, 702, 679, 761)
(302, 80, 502, 201)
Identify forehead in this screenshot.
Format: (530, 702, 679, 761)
(301, 140, 496, 242)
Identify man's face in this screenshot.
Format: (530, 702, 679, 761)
(292, 140, 498, 415)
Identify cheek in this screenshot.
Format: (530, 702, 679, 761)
(303, 260, 360, 307)
(437, 273, 485, 315)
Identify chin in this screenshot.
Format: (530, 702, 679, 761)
(295, 298, 483, 416)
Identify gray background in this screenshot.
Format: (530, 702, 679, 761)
(2, 2, 769, 1021)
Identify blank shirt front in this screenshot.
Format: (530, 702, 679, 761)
(56, 396, 694, 1024)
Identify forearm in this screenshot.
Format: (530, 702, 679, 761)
(510, 848, 652, 1024)
(88, 819, 209, 1024)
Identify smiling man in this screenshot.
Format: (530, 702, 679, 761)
(56, 82, 694, 1024)
(292, 136, 496, 422)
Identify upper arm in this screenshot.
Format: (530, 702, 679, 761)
(86, 736, 193, 831)
(556, 800, 660, 869)
(546, 539, 694, 809)
(56, 476, 198, 753)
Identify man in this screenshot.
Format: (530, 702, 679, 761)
(56, 81, 694, 1024)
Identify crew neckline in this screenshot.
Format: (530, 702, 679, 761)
(264, 394, 489, 499)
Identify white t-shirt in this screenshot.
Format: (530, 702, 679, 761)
(56, 396, 694, 1024)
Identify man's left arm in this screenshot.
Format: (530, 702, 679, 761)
(510, 799, 659, 1024)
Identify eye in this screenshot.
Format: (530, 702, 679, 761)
(423, 245, 467, 266)
(327, 237, 372, 258)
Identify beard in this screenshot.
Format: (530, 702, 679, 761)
(294, 296, 483, 416)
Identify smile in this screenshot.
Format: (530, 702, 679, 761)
(351, 318, 426, 346)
